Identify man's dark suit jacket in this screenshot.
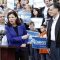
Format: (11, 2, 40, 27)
(40, 7, 52, 19)
(47, 16, 60, 48)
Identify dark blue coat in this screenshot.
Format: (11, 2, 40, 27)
(5, 24, 28, 47)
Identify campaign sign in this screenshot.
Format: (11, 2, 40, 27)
(23, 12, 31, 23)
(31, 18, 43, 28)
(32, 37, 47, 49)
(27, 30, 39, 44)
(27, 30, 38, 37)
(18, 11, 31, 23)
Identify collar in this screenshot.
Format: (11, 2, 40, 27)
(44, 5, 48, 10)
(53, 14, 59, 21)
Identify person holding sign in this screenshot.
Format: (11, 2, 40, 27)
(28, 21, 39, 60)
(38, 24, 50, 60)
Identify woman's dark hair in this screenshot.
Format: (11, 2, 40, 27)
(31, 8, 43, 17)
(7, 10, 21, 26)
(19, 18, 23, 24)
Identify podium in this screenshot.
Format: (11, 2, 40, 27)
(0, 46, 16, 60)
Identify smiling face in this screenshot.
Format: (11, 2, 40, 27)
(33, 9, 38, 16)
(8, 14, 17, 25)
(48, 5, 59, 17)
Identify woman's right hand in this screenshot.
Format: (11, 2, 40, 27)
(22, 34, 29, 40)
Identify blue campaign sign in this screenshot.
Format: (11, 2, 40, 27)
(32, 37, 47, 49)
(27, 30, 39, 44)
(27, 30, 39, 37)
(23, 12, 31, 23)
(18, 10, 31, 23)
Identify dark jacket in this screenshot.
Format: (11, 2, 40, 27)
(47, 16, 60, 48)
(40, 7, 52, 19)
(5, 24, 28, 47)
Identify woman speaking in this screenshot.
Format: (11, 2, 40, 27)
(5, 10, 29, 60)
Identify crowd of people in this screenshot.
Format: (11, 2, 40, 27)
(0, 0, 60, 60)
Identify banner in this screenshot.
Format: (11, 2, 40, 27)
(27, 30, 39, 44)
(32, 37, 47, 49)
(31, 18, 43, 28)
(33, 0, 45, 8)
(29, 0, 45, 8)
(27, 30, 38, 37)
(18, 11, 31, 23)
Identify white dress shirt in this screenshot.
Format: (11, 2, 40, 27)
(51, 14, 59, 41)
(43, 6, 48, 19)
